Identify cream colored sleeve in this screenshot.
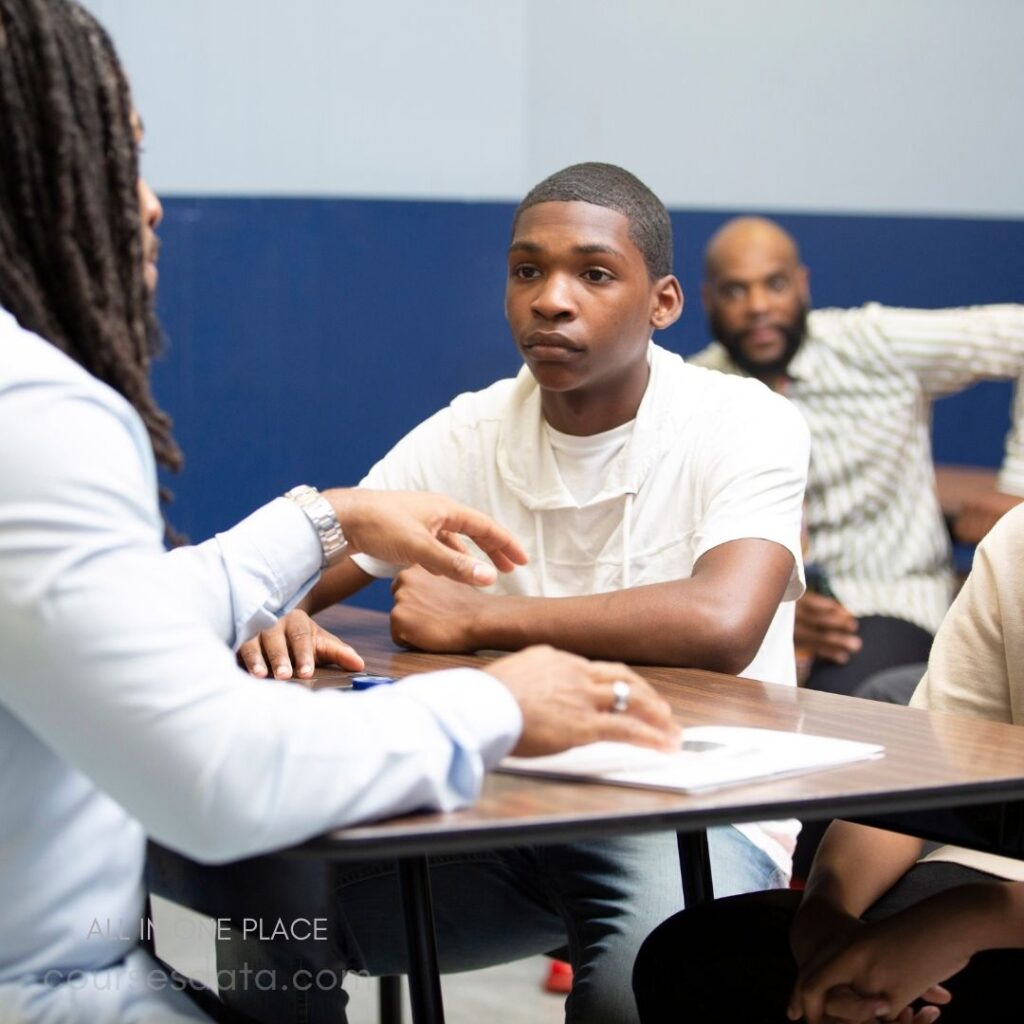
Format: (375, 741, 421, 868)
(909, 506, 1024, 725)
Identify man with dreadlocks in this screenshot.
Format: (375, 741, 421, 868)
(0, 2, 680, 1020)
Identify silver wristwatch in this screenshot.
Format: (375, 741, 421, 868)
(283, 485, 349, 568)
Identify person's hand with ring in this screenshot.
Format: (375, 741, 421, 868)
(484, 648, 680, 756)
(611, 679, 631, 714)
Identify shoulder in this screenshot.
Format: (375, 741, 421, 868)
(0, 310, 154, 503)
(652, 345, 809, 454)
(668, 346, 803, 422)
(393, 375, 517, 452)
(686, 341, 740, 373)
(801, 305, 875, 353)
(977, 503, 1024, 567)
(713, 374, 809, 447)
(361, 374, 518, 491)
(446, 375, 519, 428)
(0, 309, 138, 426)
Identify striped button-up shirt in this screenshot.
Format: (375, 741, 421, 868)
(691, 303, 1024, 634)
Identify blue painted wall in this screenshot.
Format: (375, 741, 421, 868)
(151, 198, 1022, 612)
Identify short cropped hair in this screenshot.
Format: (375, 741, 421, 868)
(513, 162, 673, 279)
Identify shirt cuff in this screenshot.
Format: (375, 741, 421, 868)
(351, 551, 402, 579)
(215, 497, 324, 641)
(395, 667, 523, 769)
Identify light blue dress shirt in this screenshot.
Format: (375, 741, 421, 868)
(0, 309, 521, 1021)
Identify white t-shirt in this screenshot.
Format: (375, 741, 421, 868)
(354, 342, 811, 872)
(545, 419, 633, 506)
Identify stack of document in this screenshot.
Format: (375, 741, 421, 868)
(499, 726, 883, 794)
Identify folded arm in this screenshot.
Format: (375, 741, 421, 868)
(790, 819, 1024, 1023)
(390, 538, 794, 672)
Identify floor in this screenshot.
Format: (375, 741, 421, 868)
(343, 956, 566, 1023)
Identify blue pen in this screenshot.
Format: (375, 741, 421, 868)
(351, 674, 397, 691)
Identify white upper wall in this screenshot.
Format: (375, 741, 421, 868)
(87, 0, 1024, 216)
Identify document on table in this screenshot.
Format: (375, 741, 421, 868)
(498, 726, 883, 793)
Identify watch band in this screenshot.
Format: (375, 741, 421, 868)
(283, 485, 348, 569)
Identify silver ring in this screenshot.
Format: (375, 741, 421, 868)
(611, 680, 631, 714)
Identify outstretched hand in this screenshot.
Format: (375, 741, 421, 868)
(324, 488, 527, 586)
(484, 647, 681, 756)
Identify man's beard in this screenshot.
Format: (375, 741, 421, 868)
(707, 304, 808, 382)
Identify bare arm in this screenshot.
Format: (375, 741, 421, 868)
(954, 490, 1024, 545)
(391, 538, 794, 672)
(791, 821, 925, 965)
(790, 821, 1024, 1024)
(297, 556, 375, 613)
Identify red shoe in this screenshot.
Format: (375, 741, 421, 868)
(543, 959, 573, 994)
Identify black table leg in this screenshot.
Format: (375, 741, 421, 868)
(678, 829, 714, 907)
(378, 975, 402, 1024)
(397, 855, 446, 1024)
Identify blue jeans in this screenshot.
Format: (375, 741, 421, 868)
(334, 825, 786, 1024)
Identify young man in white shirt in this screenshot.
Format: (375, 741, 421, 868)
(243, 162, 811, 1023)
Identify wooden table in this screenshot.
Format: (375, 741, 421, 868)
(290, 605, 1024, 1023)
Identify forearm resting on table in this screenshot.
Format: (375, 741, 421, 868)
(471, 553, 789, 671)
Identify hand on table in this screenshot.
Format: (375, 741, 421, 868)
(483, 647, 681, 756)
(794, 592, 862, 664)
(238, 610, 364, 679)
(324, 488, 527, 587)
(954, 491, 1024, 545)
(390, 565, 491, 652)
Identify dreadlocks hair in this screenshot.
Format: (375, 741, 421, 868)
(0, 0, 182, 477)
(513, 162, 674, 280)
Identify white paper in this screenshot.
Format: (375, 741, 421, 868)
(150, 893, 220, 993)
(499, 726, 883, 793)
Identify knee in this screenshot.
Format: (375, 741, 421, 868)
(632, 911, 697, 1022)
(632, 891, 800, 1023)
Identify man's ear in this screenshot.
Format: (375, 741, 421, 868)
(651, 275, 684, 330)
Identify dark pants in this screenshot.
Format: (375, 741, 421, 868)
(795, 616, 933, 878)
(804, 615, 933, 698)
(633, 862, 1018, 1023)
